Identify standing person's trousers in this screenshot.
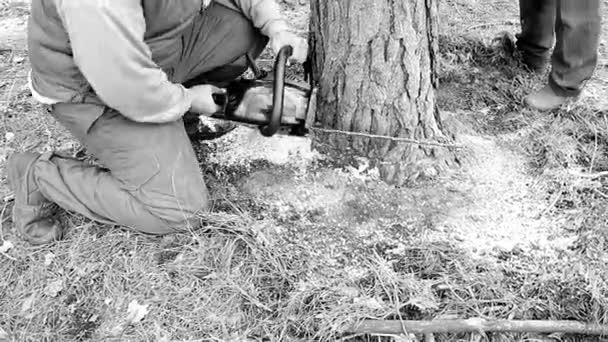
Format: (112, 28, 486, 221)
(517, 0, 601, 96)
(28, 3, 267, 235)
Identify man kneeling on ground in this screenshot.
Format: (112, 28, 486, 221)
(6, 0, 308, 245)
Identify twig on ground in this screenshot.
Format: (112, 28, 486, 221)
(0, 250, 16, 261)
(465, 20, 518, 32)
(3, 193, 14, 203)
(538, 188, 563, 218)
(0, 48, 26, 53)
(349, 319, 608, 335)
(571, 170, 608, 180)
(335, 333, 366, 342)
(0, 201, 7, 240)
(589, 125, 599, 173)
(0, 74, 28, 81)
(594, 188, 608, 199)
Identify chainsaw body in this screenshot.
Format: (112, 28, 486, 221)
(210, 46, 317, 137)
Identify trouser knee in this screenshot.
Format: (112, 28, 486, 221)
(136, 176, 210, 234)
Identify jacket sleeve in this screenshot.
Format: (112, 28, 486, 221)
(214, 0, 291, 37)
(56, 0, 192, 123)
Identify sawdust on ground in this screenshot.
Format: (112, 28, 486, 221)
(206, 121, 566, 265)
(438, 133, 574, 257)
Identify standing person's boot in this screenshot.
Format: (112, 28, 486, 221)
(524, 84, 568, 111)
(532, 0, 601, 112)
(525, 0, 601, 112)
(6, 152, 62, 245)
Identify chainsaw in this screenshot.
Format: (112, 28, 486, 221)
(209, 45, 318, 137)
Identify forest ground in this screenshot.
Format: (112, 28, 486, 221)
(0, 0, 607, 341)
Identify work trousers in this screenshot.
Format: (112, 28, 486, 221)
(517, 0, 601, 96)
(30, 3, 267, 234)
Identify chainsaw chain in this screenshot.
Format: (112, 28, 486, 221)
(309, 127, 464, 150)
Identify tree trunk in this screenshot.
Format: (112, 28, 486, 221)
(309, 0, 456, 185)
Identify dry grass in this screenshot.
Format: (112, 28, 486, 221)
(5, 210, 606, 341)
(0, 1, 27, 17)
(2, 0, 608, 341)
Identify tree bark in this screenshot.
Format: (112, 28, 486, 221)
(309, 0, 456, 185)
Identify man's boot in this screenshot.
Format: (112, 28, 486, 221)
(6, 152, 62, 245)
(524, 84, 569, 111)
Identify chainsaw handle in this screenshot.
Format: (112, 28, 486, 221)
(260, 45, 293, 137)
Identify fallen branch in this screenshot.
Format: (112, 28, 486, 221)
(349, 318, 608, 335)
(465, 20, 518, 32)
(570, 170, 608, 180)
(584, 171, 608, 179)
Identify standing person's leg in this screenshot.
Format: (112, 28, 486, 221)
(525, 0, 602, 110)
(516, 0, 557, 71)
(549, 0, 601, 97)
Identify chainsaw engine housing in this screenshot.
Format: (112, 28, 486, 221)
(209, 45, 316, 137)
(214, 78, 310, 127)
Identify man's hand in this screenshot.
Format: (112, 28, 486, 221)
(187, 85, 225, 116)
(269, 30, 308, 64)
